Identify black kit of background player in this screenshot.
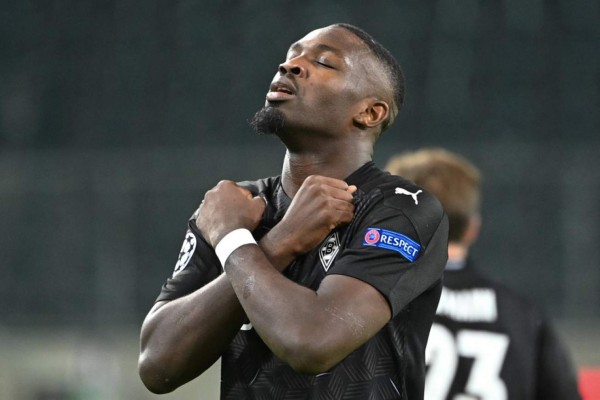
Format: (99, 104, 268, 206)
(386, 148, 581, 400)
(426, 260, 582, 400)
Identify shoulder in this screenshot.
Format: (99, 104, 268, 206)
(358, 169, 444, 217)
(187, 176, 279, 222)
(346, 170, 448, 263)
(367, 173, 446, 242)
(358, 168, 443, 217)
(237, 176, 280, 196)
(455, 266, 547, 321)
(381, 176, 443, 215)
(485, 273, 541, 310)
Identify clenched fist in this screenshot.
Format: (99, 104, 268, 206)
(195, 180, 266, 247)
(272, 175, 356, 257)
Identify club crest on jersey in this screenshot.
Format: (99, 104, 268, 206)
(319, 232, 340, 271)
(173, 230, 196, 277)
(362, 228, 421, 262)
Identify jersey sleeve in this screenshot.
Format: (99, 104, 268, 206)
(154, 178, 275, 304)
(535, 318, 582, 400)
(155, 216, 222, 303)
(328, 185, 449, 317)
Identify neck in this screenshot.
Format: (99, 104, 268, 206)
(280, 143, 373, 197)
(447, 242, 469, 262)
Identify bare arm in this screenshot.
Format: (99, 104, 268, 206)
(224, 247, 391, 373)
(138, 224, 294, 393)
(138, 242, 300, 394)
(199, 176, 391, 374)
(138, 274, 245, 394)
(139, 178, 380, 393)
(138, 176, 353, 393)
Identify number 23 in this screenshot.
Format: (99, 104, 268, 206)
(425, 324, 510, 400)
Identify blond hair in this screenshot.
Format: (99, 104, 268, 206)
(385, 148, 481, 242)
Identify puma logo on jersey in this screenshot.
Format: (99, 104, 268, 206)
(395, 187, 422, 205)
(241, 323, 253, 331)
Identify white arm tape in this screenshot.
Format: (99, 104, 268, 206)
(215, 228, 257, 268)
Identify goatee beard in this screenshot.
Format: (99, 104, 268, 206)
(249, 106, 286, 135)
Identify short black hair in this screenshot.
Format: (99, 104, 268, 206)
(333, 23, 405, 131)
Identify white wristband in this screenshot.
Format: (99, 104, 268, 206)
(215, 228, 257, 268)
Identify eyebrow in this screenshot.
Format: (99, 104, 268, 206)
(287, 42, 344, 58)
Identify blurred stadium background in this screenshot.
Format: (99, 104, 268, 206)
(1, 1, 598, 399)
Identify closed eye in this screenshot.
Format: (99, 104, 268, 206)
(315, 60, 334, 69)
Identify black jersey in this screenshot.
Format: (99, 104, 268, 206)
(425, 260, 581, 400)
(157, 162, 449, 400)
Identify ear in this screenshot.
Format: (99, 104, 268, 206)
(353, 99, 389, 129)
(463, 215, 481, 246)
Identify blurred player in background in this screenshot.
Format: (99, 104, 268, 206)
(386, 148, 582, 400)
(139, 24, 448, 399)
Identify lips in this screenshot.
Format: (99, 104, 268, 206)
(266, 79, 297, 101)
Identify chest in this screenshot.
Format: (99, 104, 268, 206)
(283, 229, 347, 290)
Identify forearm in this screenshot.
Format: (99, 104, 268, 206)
(224, 245, 371, 374)
(138, 236, 294, 393)
(139, 274, 245, 393)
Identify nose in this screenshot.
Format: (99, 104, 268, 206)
(278, 60, 305, 77)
